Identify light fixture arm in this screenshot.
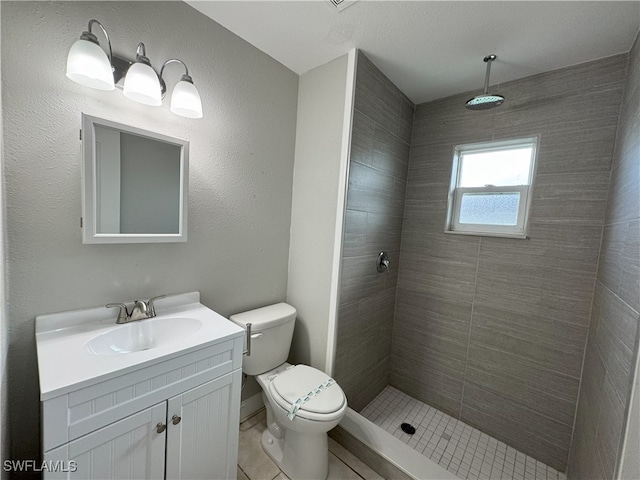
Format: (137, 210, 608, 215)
(159, 59, 193, 97)
(85, 19, 113, 65)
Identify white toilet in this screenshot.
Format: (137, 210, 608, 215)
(230, 303, 347, 480)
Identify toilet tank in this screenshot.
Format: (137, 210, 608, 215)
(229, 303, 296, 376)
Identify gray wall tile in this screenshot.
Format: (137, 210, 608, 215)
(569, 33, 640, 480)
(335, 51, 414, 409)
(394, 53, 629, 472)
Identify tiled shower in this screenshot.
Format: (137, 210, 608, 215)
(334, 34, 639, 478)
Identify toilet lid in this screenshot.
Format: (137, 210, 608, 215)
(270, 365, 345, 415)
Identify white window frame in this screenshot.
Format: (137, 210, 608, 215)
(445, 137, 539, 239)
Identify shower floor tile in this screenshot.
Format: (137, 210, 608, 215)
(360, 386, 566, 480)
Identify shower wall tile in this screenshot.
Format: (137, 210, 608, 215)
(495, 54, 628, 102)
(389, 366, 463, 419)
(569, 33, 640, 480)
(394, 52, 630, 472)
(469, 303, 588, 377)
(598, 219, 640, 328)
(460, 384, 572, 472)
(335, 51, 414, 410)
(466, 345, 579, 424)
(535, 125, 618, 175)
(529, 172, 611, 225)
(397, 249, 478, 304)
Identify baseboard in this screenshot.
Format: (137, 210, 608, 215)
(240, 392, 264, 423)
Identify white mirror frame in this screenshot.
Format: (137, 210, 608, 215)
(81, 114, 189, 244)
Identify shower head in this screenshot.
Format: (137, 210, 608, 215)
(465, 54, 505, 110)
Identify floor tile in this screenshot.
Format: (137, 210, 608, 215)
(361, 386, 567, 480)
(239, 410, 367, 480)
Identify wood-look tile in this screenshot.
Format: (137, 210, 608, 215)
(606, 115, 640, 224)
(403, 182, 449, 217)
(408, 144, 456, 185)
(479, 223, 601, 274)
(391, 319, 467, 381)
(594, 373, 626, 478)
(399, 93, 415, 144)
(619, 219, 640, 312)
(388, 366, 463, 419)
(496, 54, 628, 103)
(397, 250, 478, 304)
(354, 52, 401, 136)
(460, 385, 572, 472)
(350, 108, 375, 168)
(466, 344, 579, 423)
(346, 162, 397, 215)
(371, 124, 410, 181)
(567, 421, 607, 480)
(411, 111, 494, 148)
(395, 287, 472, 348)
(469, 304, 588, 377)
(340, 255, 387, 305)
(597, 220, 639, 306)
(342, 209, 368, 258)
(493, 84, 624, 135)
(474, 259, 595, 321)
(590, 284, 639, 401)
(535, 125, 618, 174)
(364, 213, 403, 255)
(530, 172, 610, 225)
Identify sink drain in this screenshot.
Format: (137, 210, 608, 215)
(400, 422, 416, 435)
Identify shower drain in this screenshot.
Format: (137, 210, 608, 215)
(400, 422, 416, 435)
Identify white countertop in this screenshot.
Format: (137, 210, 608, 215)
(36, 292, 244, 400)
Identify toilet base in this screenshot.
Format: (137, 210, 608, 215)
(261, 426, 329, 480)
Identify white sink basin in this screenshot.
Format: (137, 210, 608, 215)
(84, 317, 202, 355)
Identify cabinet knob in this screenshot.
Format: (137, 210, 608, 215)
(171, 414, 182, 425)
(156, 422, 167, 434)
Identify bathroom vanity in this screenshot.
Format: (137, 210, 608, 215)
(35, 292, 244, 480)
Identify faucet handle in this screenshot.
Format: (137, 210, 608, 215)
(147, 295, 167, 317)
(106, 303, 130, 323)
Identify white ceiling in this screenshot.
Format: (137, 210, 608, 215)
(187, 1, 640, 104)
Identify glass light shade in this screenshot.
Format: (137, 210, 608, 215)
(123, 62, 162, 106)
(66, 39, 114, 91)
(170, 80, 203, 119)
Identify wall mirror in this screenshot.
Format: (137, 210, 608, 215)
(81, 114, 188, 243)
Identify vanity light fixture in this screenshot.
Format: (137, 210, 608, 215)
(161, 59, 203, 119)
(122, 43, 162, 106)
(66, 19, 204, 119)
(66, 19, 115, 91)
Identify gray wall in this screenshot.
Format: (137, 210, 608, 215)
(568, 33, 640, 480)
(1, 1, 297, 470)
(334, 52, 414, 411)
(392, 54, 628, 472)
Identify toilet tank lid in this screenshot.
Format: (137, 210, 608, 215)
(229, 302, 296, 330)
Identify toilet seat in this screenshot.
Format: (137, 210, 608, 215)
(268, 365, 346, 422)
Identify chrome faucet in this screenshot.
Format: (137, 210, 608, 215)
(106, 295, 167, 324)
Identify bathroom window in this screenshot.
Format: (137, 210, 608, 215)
(445, 137, 538, 238)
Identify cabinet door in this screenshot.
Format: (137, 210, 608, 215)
(44, 403, 166, 480)
(166, 369, 242, 480)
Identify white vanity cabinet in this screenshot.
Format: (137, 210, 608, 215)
(36, 293, 245, 480)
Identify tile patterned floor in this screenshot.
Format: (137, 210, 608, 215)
(237, 409, 383, 480)
(360, 386, 567, 480)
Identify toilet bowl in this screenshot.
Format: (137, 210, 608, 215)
(230, 303, 347, 480)
(257, 363, 347, 479)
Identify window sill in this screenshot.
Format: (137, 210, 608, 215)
(443, 229, 529, 240)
